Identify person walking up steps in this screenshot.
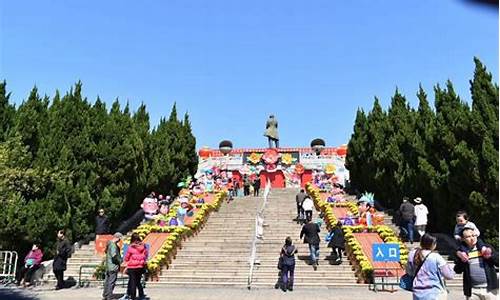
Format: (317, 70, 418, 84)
(399, 197, 415, 244)
(300, 218, 320, 270)
(302, 195, 314, 225)
(279, 237, 297, 292)
(327, 221, 345, 264)
(295, 189, 306, 224)
(413, 197, 428, 238)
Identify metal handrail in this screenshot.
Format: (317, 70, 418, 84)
(247, 179, 271, 289)
(0, 250, 18, 285)
(370, 266, 403, 292)
(78, 264, 99, 287)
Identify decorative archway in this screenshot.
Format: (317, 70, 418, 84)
(260, 170, 285, 188)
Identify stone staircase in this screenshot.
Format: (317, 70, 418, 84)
(151, 194, 263, 287)
(40, 189, 462, 290)
(251, 188, 359, 288)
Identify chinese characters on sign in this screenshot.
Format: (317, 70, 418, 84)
(372, 243, 400, 262)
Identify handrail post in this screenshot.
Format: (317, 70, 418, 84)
(247, 178, 271, 289)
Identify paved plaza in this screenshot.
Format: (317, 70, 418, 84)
(1, 286, 466, 300)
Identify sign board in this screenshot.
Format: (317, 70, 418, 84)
(95, 235, 113, 256)
(372, 243, 400, 262)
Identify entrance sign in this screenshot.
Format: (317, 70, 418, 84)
(372, 243, 400, 262)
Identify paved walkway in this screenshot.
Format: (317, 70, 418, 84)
(1, 286, 465, 300)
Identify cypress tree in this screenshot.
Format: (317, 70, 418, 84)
(0, 81, 15, 141)
(346, 108, 368, 193)
(14, 86, 49, 160)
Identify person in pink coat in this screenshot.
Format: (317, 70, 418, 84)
(123, 233, 148, 300)
(16, 243, 43, 287)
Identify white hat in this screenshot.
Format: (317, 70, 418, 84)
(414, 197, 422, 204)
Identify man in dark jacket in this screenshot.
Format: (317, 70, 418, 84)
(454, 227, 498, 299)
(398, 197, 415, 244)
(243, 175, 251, 196)
(295, 189, 306, 223)
(300, 218, 320, 270)
(53, 229, 72, 290)
(253, 178, 261, 197)
(95, 209, 110, 235)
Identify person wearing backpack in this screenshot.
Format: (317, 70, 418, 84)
(327, 221, 345, 264)
(406, 233, 455, 300)
(279, 237, 298, 292)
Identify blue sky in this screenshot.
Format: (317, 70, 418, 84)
(1, 1, 497, 149)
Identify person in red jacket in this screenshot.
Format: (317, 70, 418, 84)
(16, 243, 43, 287)
(123, 233, 148, 300)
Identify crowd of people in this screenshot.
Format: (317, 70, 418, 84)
(395, 195, 498, 300)
(278, 187, 499, 299)
(9, 182, 498, 300)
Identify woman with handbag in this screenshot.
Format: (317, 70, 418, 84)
(16, 243, 43, 287)
(406, 233, 455, 300)
(279, 237, 298, 292)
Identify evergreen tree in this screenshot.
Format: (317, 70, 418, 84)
(0, 81, 15, 141)
(365, 98, 387, 200)
(346, 59, 498, 247)
(346, 109, 368, 193)
(468, 58, 499, 247)
(14, 86, 49, 160)
(182, 112, 198, 176)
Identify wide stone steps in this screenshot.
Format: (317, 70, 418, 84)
(157, 195, 262, 287)
(247, 189, 358, 287)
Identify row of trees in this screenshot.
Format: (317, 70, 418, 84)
(0, 82, 198, 255)
(346, 58, 498, 247)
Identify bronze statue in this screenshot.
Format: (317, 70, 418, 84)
(264, 114, 279, 148)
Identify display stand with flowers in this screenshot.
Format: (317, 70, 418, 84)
(305, 183, 408, 283)
(128, 191, 227, 280)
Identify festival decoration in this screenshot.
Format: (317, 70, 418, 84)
(336, 145, 347, 156)
(262, 148, 279, 164)
(343, 225, 408, 283)
(198, 147, 212, 159)
(280, 153, 296, 165)
(325, 163, 336, 174)
(358, 192, 375, 206)
(247, 152, 262, 164)
(141, 197, 158, 221)
(294, 163, 304, 175)
(305, 183, 406, 283)
(134, 191, 227, 277)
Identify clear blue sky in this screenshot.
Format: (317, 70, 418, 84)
(1, 1, 497, 149)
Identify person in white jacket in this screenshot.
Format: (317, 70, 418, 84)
(414, 197, 429, 238)
(302, 196, 314, 222)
